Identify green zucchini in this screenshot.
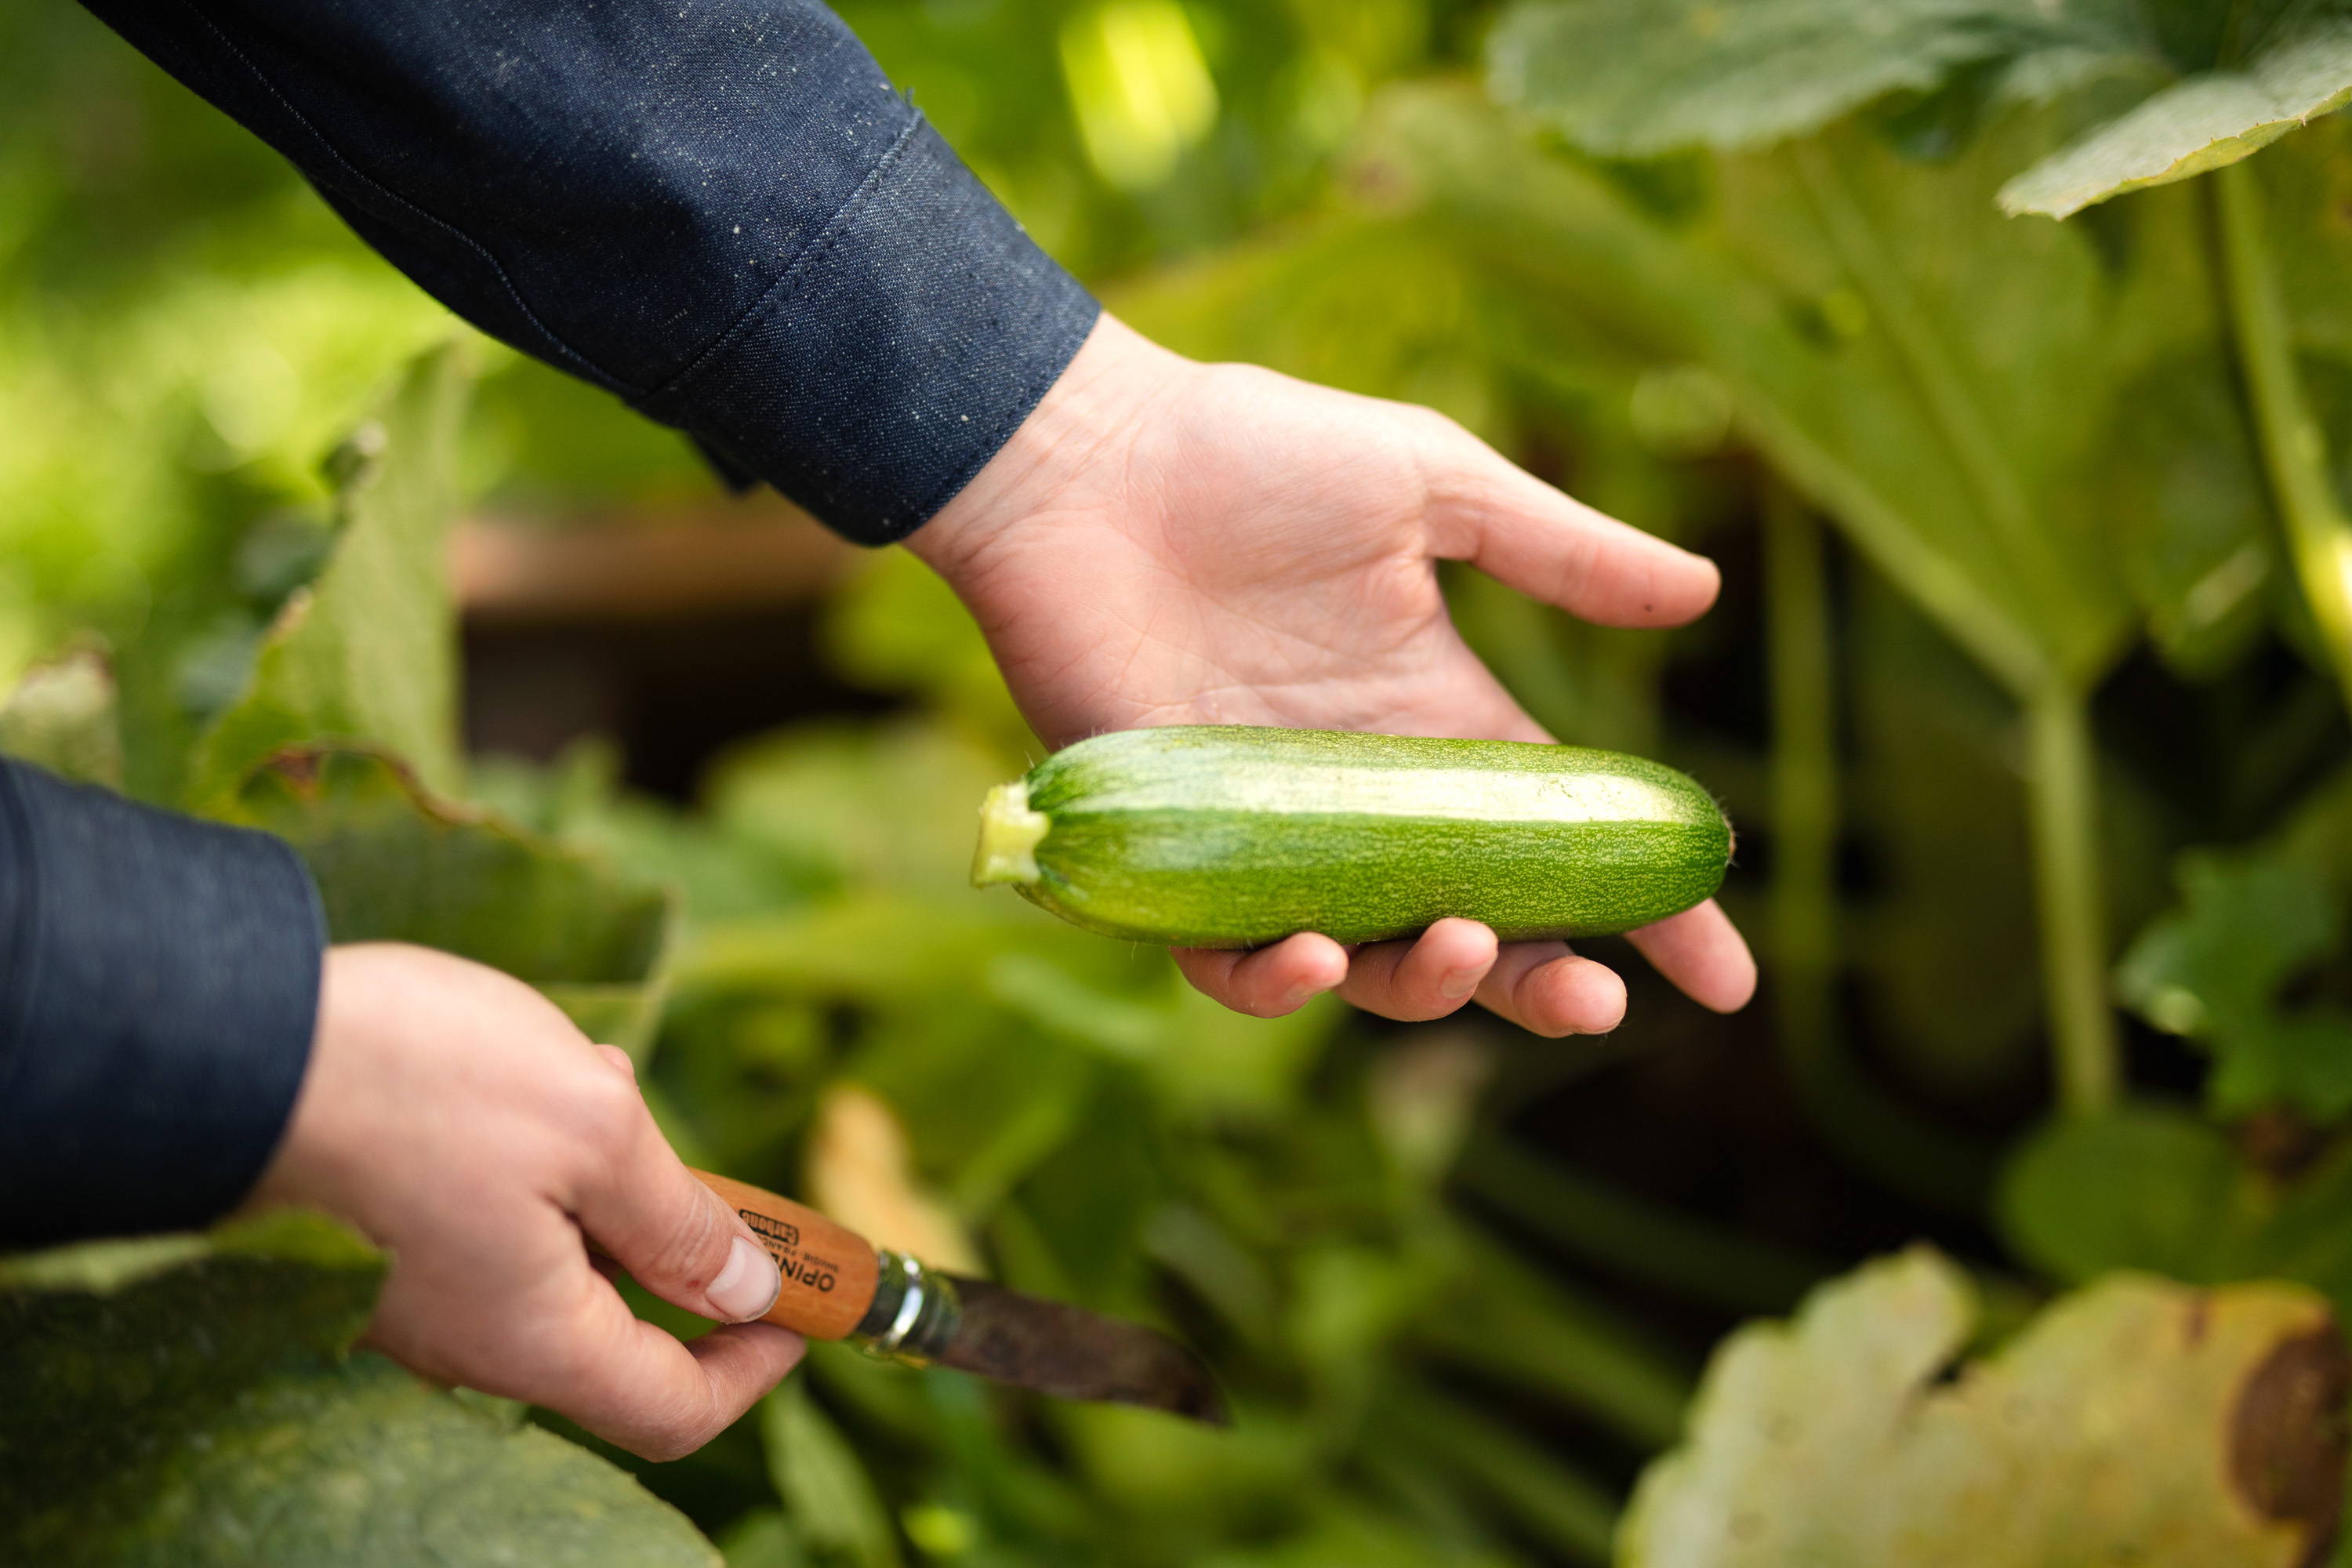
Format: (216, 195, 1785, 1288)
(971, 725, 1730, 947)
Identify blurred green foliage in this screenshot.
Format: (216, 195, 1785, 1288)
(9, 0, 2352, 1563)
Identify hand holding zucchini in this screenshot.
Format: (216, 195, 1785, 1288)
(972, 725, 1730, 948)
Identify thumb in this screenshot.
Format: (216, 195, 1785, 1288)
(572, 1048, 783, 1324)
(1422, 424, 1719, 629)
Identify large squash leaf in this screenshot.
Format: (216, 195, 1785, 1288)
(0, 1212, 719, 1567)
(2004, 18, 2352, 216)
(187, 342, 470, 809)
(1708, 112, 2140, 684)
(1620, 1248, 2347, 1567)
(224, 744, 678, 1054)
(1486, 0, 2127, 159)
(1488, 0, 2352, 221)
(1360, 89, 2147, 695)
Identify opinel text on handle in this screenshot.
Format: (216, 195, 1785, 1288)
(691, 1170, 882, 1340)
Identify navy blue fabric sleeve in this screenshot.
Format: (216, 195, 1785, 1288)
(0, 760, 325, 1246)
(78, 0, 1102, 544)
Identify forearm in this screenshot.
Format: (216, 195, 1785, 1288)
(79, 0, 1098, 543)
(0, 760, 325, 1245)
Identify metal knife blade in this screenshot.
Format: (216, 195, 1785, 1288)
(935, 1275, 1229, 1426)
(690, 1169, 1227, 1425)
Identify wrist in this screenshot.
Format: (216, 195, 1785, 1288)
(245, 944, 384, 1218)
(906, 313, 1189, 583)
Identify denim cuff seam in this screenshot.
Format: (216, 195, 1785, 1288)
(634, 112, 928, 412)
(223, 829, 328, 1200)
(887, 292, 1102, 540)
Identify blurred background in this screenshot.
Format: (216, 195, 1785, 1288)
(9, 1, 2352, 1563)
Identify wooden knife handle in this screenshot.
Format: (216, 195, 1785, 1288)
(691, 1170, 881, 1341)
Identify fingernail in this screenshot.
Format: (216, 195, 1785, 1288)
(1439, 967, 1481, 1000)
(710, 1236, 782, 1323)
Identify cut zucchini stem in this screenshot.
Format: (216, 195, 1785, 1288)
(971, 781, 1049, 886)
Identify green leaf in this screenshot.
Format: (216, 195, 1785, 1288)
(2103, 352, 2276, 673)
(1998, 1096, 2352, 1327)
(1363, 89, 2141, 695)
(760, 1381, 903, 1568)
(0, 1212, 719, 1567)
(1488, 0, 2352, 227)
(0, 644, 122, 786)
(2003, 20, 2352, 216)
(470, 740, 828, 925)
(187, 343, 472, 809)
(225, 746, 678, 1054)
(1621, 1248, 2347, 1567)
(1487, 0, 2136, 158)
(686, 895, 1102, 1004)
(2118, 849, 2352, 1118)
(1996, 1104, 2245, 1283)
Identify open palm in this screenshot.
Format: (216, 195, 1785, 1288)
(912, 317, 1755, 1035)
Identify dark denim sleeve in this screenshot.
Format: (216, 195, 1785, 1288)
(79, 0, 1101, 544)
(0, 760, 325, 1246)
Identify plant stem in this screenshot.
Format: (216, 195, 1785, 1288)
(2023, 685, 2118, 1117)
(1421, 1228, 1694, 1451)
(1762, 491, 1992, 1206)
(1380, 1383, 1619, 1565)
(2210, 160, 2352, 719)
(1456, 1134, 1829, 1312)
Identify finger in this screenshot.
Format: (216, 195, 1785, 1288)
(1627, 900, 1756, 1013)
(544, 1272, 805, 1461)
(562, 1073, 784, 1325)
(1475, 941, 1628, 1036)
(1338, 917, 1498, 1021)
(1422, 429, 1720, 629)
(1173, 932, 1349, 1017)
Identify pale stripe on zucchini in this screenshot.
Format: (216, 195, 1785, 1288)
(971, 725, 1730, 949)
